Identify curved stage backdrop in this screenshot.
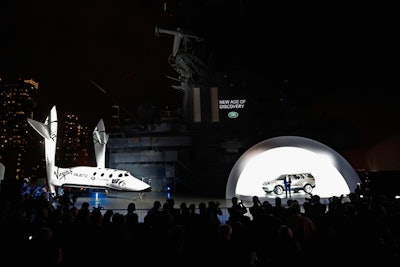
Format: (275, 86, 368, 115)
(226, 136, 361, 201)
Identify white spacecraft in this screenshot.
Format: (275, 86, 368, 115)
(27, 105, 151, 197)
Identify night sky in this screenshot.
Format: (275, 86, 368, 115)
(1, 1, 181, 125)
(0, 1, 286, 126)
(1, 1, 400, 160)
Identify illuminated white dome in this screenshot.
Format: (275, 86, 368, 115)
(226, 136, 361, 199)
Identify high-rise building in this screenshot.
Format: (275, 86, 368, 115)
(62, 114, 90, 167)
(0, 77, 38, 180)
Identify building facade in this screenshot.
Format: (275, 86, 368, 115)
(0, 78, 38, 180)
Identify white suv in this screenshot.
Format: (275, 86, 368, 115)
(262, 173, 316, 195)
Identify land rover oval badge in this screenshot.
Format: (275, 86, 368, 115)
(228, 111, 239, 119)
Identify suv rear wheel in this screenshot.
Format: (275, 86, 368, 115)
(303, 184, 313, 194)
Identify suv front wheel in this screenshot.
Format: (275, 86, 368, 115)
(274, 185, 284, 195)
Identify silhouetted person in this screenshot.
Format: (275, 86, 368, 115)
(284, 201, 317, 258)
(273, 196, 287, 220)
(249, 196, 263, 222)
(125, 202, 139, 226)
(253, 201, 284, 265)
(166, 198, 180, 224)
(269, 224, 302, 266)
(207, 201, 222, 226)
(228, 197, 248, 224)
(28, 227, 65, 266)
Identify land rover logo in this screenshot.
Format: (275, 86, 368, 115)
(228, 111, 239, 119)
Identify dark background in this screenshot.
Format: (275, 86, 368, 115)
(1, 1, 400, 155)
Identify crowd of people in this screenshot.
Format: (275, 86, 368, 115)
(1, 179, 400, 266)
